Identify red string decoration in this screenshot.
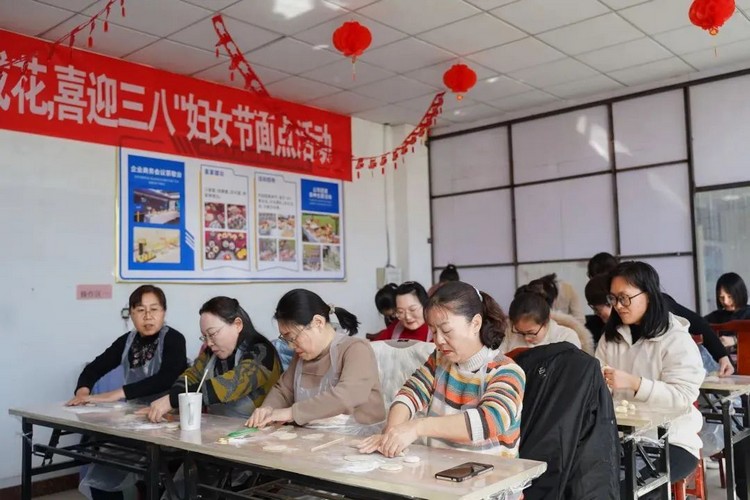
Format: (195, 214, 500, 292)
(443, 63, 477, 101)
(212, 15, 269, 96)
(689, 0, 735, 35)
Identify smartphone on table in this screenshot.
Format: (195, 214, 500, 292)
(434, 462, 494, 482)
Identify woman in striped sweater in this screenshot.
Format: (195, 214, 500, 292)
(359, 281, 525, 459)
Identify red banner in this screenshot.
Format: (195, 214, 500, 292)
(0, 29, 353, 181)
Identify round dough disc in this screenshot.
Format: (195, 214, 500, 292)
(615, 406, 628, 413)
(402, 455, 421, 463)
(302, 433, 325, 440)
(263, 444, 288, 452)
(344, 454, 376, 462)
(380, 463, 403, 472)
(277, 433, 297, 440)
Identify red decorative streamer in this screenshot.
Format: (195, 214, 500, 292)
(211, 15, 269, 97)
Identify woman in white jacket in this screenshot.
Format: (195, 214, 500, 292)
(596, 261, 704, 487)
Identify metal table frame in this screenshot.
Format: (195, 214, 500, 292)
(618, 424, 671, 499)
(700, 390, 750, 500)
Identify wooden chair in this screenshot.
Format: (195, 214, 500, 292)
(709, 320, 750, 375)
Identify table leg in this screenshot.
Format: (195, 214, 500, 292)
(624, 439, 637, 499)
(736, 395, 750, 500)
(658, 427, 670, 500)
(724, 399, 736, 500)
(184, 452, 198, 500)
(146, 444, 160, 500)
(21, 418, 32, 500)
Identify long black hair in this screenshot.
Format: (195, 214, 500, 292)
(716, 272, 749, 310)
(375, 283, 398, 314)
(275, 289, 359, 336)
(587, 252, 619, 278)
(604, 261, 670, 342)
(426, 281, 507, 349)
(526, 274, 558, 306)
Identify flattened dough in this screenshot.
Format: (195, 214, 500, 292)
(302, 433, 325, 440)
(402, 455, 420, 463)
(380, 463, 403, 472)
(263, 444, 288, 452)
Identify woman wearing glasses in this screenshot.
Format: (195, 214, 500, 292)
(69, 285, 187, 500)
(596, 261, 704, 488)
(370, 281, 431, 342)
(144, 296, 282, 422)
(246, 289, 386, 435)
(500, 286, 582, 353)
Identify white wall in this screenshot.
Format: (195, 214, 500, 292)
(0, 117, 432, 487)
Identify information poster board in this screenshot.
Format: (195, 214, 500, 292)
(118, 148, 344, 282)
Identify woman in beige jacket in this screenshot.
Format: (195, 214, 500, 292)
(595, 261, 704, 487)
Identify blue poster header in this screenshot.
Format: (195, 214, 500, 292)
(301, 179, 339, 214)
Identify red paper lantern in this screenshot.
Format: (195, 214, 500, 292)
(332, 21, 372, 62)
(689, 0, 735, 35)
(443, 63, 477, 100)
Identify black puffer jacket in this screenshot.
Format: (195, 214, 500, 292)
(514, 342, 620, 499)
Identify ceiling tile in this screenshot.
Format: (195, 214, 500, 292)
(40, 14, 159, 58)
(403, 60, 495, 87)
(491, 0, 609, 35)
(192, 61, 290, 88)
(83, 0, 212, 37)
(293, 12, 407, 50)
(325, 0, 380, 9)
(265, 76, 342, 103)
(449, 103, 504, 123)
(489, 90, 561, 111)
(608, 57, 695, 86)
(398, 93, 477, 113)
(619, 0, 697, 34)
(509, 58, 600, 87)
(245, 38, 341, 73)
(35, 0, 97, 11)
(538, 13, 643, 55)
(354, 104, 425, 125)
(577, 37, 674, 72)
(222, 0, 344, 36)
(544, 74, 623, 99)
(1, 0, 74, 35)
(598, 0, 650, 9)
(125, 39, 223, 75)
(681, 38, 750, 70)
(417, 13, 525, 55)
(353, 75, 439, 103)
(357, 0, 480, 35)
(169, 15, 280, 53)
(307, 90, 385, 114)
(180, 0, 241, 9)
(467, 37, 565, 73)
(654, 14, 750, 55)
(357, 38, 456, 73)
(464, 0, 518, 8)
(301, 59, 394, 89)
(464, 75, 535, 101)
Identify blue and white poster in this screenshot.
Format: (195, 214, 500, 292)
(118, 147, 345, 282)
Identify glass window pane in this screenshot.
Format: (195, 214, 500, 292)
(617, 164, 692, 255)
(695, 187, 750, 314)
(512, 106, 610, 184)
(432, 189, 513, 266)
(515, 174, 615, 262)
(430, 127, 509, 196)
(639, 256, 696, 311)
(613, 90, 686, 169)
(691, 75, 750, 187)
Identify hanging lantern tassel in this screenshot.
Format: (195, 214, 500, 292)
(380, 155, 388, 174)
(121, 0, 126, 17)
(689, 0, 735, 35)
(443, 63, 477, 100)
(87, 20, 95, 47)
(332, 21, 372, 79)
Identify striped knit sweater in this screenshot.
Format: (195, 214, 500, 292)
(392, 346, 525, 457)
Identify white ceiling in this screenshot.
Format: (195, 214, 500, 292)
(3, 0, 750, 130)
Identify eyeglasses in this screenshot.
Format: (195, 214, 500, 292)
(606, 291, 645, 308)
(199, 323, 227, 343)
(132, 306, 164, 317)
(395, 305, 422, 320)
(278, 324, 310, 346)
(511, 323, 545, 337)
